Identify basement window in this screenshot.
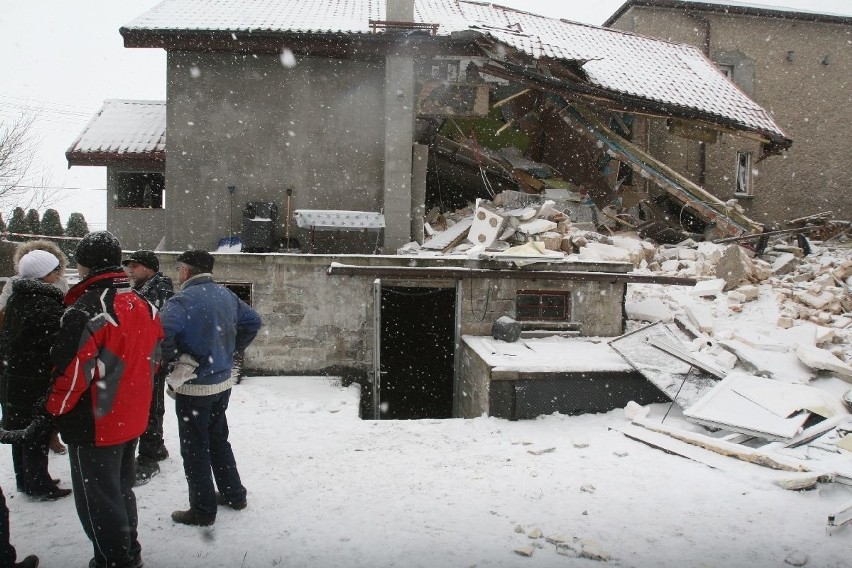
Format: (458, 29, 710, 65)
(115, 172, 165, 209)
(735, 152, 753, 197)
(219, 282, 253, 306)
(516, 290, 572, 321)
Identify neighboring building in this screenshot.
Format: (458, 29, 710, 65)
(604, 0, 852, 225)
(68, 0, 790, 252)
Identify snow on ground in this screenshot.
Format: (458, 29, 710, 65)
(3, 376, 850, 568)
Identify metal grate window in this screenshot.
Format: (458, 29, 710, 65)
(516, 290, 572, 321)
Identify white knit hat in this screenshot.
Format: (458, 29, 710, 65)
(19, 249, 61, 279)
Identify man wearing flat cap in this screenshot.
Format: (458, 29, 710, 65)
(122, 250, 174, 485)
(46, 231, 163, 568)
(159, 249, 261, 526)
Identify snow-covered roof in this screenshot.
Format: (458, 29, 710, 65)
(66, 100, 166, 167)
(603, 0, 852, 27)
(120, 0, 788, 144)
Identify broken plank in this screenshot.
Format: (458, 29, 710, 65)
(633, 417, 815, 472)
(421, 217, 473, 251)
(646, 335, 727, 379)
(612, 423, 825, 490)
(827, 501, 852, 534)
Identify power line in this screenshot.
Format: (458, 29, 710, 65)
(12, 185, 106, 191)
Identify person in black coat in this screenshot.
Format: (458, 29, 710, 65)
(0, 250, 70, 501)
(122, 250, 174, 485)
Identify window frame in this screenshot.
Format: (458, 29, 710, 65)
(735, 151, 753, 197)
(114, 171, 166, 210)
(515, 290, 573, 322)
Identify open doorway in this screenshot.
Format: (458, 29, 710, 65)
(377, 284, 456, 420)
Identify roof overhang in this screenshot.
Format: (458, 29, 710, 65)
(65, 150, 165, 169)
(604, 0, 852, 27)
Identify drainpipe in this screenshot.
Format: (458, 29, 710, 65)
(685, 10, 711, 187)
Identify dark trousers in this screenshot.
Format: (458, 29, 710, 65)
(3, 404, 54, 496)
(138, 366, 167, 460)
(175, 389, 246, 516)
(0, 485, 17, 568)
(68, 441, 141, 568)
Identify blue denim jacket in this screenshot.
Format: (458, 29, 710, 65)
(159, 274, 261, 386)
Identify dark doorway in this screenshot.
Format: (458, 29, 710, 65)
(379, 285, 455, 419)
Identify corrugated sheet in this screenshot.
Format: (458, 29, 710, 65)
(121, 0, 785, 138)
(68, 100, 166, 156)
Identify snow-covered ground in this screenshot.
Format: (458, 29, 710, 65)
(3, 375, 850, 568)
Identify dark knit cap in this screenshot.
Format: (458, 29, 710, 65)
(75, 231, 122, 270)
(122, 250, 160, 272)
(176, 249, 214, 273)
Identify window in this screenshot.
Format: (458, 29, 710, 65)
(718, 64, 735, 78)
(115, 172, 165, 209)
(516, 290, 572, 321)
(735, 152, 752, 196)
(219, 282, 253, 305)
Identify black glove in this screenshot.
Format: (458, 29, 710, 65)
(0, 413, 53, 444)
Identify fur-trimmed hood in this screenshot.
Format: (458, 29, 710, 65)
(13, 239, 68, 275)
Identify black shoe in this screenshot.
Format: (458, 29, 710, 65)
(89, 555, 142, 568)
(172, 508, 215, 526)
(14, 555, 39, 568)
(29, 487, 71, 502)
(134, 459, 160, 486)
(216, 491, 247, 510)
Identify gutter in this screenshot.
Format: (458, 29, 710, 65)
(327, 263, 697, 286)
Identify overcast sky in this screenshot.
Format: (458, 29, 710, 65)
(1, 0, 849, 227)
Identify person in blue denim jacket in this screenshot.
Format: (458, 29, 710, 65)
(159, 249, 261, 526)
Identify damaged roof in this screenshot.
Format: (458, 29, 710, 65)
(65, 100, 166, 167)
(120, 0, 790, 149)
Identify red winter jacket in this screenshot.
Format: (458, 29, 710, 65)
(46, 269, 164, 447)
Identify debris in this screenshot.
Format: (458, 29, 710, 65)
(784, 552, 809, 566)
(772, 252, 799, 275)
(513, 546, 534, 557)
(691, 278, 726, 298)
(527, 527, 543, 539)
(625, 298, 673, 323)
(514, 525, 525, 534)
(527, 447, 556, 456)
(794, 344, 852, 380)
(580, 484, 596, 493)
(827, 501, 852, 535)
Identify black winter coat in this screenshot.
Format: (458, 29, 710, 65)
(136, 272, 174, 310)
(0, 278, 64, 409)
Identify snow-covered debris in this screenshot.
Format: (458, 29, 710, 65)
(795, 344, 852, 379)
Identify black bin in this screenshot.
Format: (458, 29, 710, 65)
(241, 202, 278, 252)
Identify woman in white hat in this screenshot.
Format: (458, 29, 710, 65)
(0, 249, 71, 501)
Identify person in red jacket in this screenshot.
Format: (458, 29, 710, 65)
(46, 232, 163, 568)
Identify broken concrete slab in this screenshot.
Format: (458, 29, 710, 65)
(691, 278, 726, 298)
(684, 304, 714, 334)
(795, 344, 852, 380)
(625, 298, 673, 323)
(715, 245, 754, 290)
(772, 252, 799, 275)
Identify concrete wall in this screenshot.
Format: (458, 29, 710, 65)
(610, 8, 852, 224)
(164, 52, 387, 252)
(152, 253, 627, 378)
(106, 166, 167, 250)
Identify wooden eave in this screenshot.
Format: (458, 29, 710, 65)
(120, 28, 481, 59)
(65, 150, 165, 170)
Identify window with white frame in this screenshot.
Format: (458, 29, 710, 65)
(735, 152, 752, 195)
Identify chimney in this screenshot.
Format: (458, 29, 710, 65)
(387, 0, 415, 23)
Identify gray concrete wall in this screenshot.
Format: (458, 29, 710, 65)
(164, 52, 387, 252)
(610, 7, 852, 224)
(382, 54, 415, 250)
(152, 253, 627, 377)
(106, 166, 167, 250)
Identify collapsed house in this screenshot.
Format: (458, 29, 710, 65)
(63, 0, 829, 423)
(68, 0, 790, 253)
